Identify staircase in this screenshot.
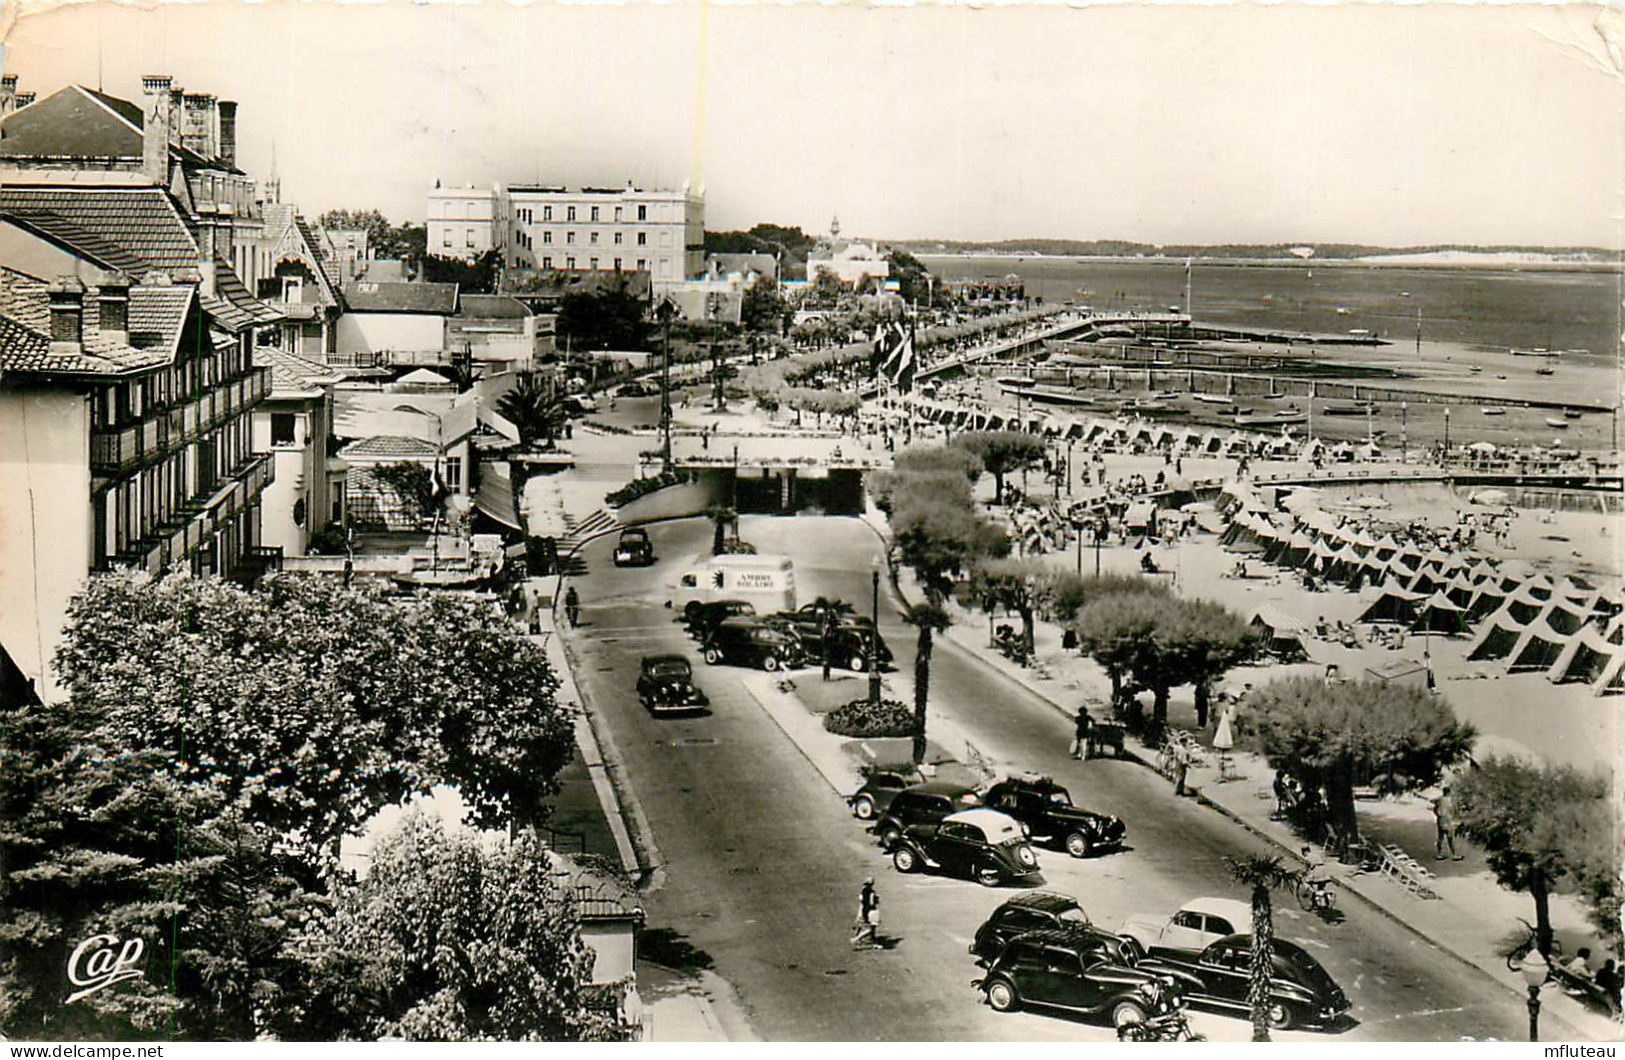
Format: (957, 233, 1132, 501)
(556, 508, 621, 574)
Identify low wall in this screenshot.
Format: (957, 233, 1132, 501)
(615, 472, 731, 524)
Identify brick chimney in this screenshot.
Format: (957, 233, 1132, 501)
(141, 75, 173, 186)
(97, 274, 131, 346)
(0, 75, 16, 120)
(217, 100, 237, 169)
(15, 91, 34, 108)
(47, 277, 86, 352)
(181, 92, 216, 158)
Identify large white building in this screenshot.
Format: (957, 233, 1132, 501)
(428, 181, 704, 288)
(426, 184, 498, 260)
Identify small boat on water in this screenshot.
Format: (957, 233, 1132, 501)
(997, 376, 1037, 389)
(1322, 402, 1374, 416)
(1236, 413, 1307, 428)
(1468, 365, 1483, 374)
(1019, 386, 1098, 408)
(1545, 418, 1570, 429)
(1511, 348, 1555, 357)
(1536, 366, 1555, 376)
(1335, 306, 1352, 315)
(1563, 409, 1582, 420)
(1399, 291, 1412, 298)
(1481, 408, 1506, 417)
(1348, 328, 1372, 337)
(1194, 394, 1235, 406)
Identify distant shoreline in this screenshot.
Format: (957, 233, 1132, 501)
(913, 252, 1623, 273)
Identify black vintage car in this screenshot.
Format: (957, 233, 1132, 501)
(847, 766, 925, 821)
(871, 781, 984, 849)
(975, 929, 1194, 1027)
(890, 809, 1040, 887)
(684, 599, 756, 640)
(701, 618, 803, 672)
(635, 654, 709, 715)
(970, 891, 1109, 965)
(983, 775, 1127, 859)
(1143, 935, 1350, 1031)
(613, 528, 655, 568)
(788, 619, 892, 674)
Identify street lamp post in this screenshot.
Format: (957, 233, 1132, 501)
(1443, 407, 1451, 464)
(869, 556, 883, 706)
(1401, 401, 1408, 463)
(1520, 952, 1549, 1041)
(657, 298, 676, 471)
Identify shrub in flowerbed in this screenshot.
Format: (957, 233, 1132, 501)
(605, 469, 686, 508)
(823, 697, 915, 738)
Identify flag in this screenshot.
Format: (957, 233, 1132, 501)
(870, 324, 894, 377)
(887, 322, 917, 395)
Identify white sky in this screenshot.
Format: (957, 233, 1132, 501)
(4, 2, 1622, 248)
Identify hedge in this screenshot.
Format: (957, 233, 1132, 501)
(823, 697, 915, 738)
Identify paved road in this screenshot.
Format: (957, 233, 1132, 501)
(564, 515, 1566, 1042)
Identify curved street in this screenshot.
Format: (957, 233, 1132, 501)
(561, 514, 1568, 1042)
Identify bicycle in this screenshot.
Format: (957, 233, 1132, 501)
(1501, 918, 1563, 973)
(1295, 875, 1337, 914)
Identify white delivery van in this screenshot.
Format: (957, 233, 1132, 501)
(671, 554, 797, 617)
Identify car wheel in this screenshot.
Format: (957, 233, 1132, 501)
(985, 979, 1019, 1013)
(976, 865, 1002, 888)
(1064, 831, 1093, 859)
(683, 602, 701, 622)
(852, 795, 876, 821)
(1111, 1001, 1148, 1029)
(763, 654, 781, 672)
(703, 648, 722, 665)
(1268, 1001, 1295, 1030)
(848, 653, 867, 672)
(892, 847, 919, 873)
(879, 826, 902, 849)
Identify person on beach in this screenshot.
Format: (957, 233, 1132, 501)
(1073, 706, 1094, 760)
(852, 877, 881, 949)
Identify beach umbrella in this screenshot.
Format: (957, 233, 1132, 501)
(1466, 441, 1498, 454)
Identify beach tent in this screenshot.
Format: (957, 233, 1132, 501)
(1250, 606, 1310, 662)
(1444, 575, 1479, 610)
(1307, 538, 1338, 574)
(1327, 543, 1365, 584)
(1373, 535, 1400, 562)
(1467, 611, 1526, 662)
(1391, 548, 1425, 575)
(1545, 628, 1622, 687)
(1268, 530, 1313, 569)
(1506, 625, 1568, 672)
(1412, 593, 1469, 636)
(1124, 502, 1157, 536)
(1406, 569, 1445, 596)
(1359, 589, 1424, 625)
(1504, 591, 1547, 627)
(1593, 653, 1625, 696)
(1522, 574, 1555, 601)
(1350, 555, 1388, 590)
(1534, 599, 1586, 638)
(1350, 530, 1379, 557)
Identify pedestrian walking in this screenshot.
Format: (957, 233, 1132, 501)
(1432, 785, 1463, 860)
(1272, 768, 1291, 818)
(852, 877, 881, 949)
(1072, 705, 1093, 760)
(1173, 742, 1190, 797)
(564, 586, 581, 629)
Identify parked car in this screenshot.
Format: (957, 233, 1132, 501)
(617, 380, 656, 398)
(684, 599, 756, 640)
(1143, 935, 1350, 1030)
(701, 618, 804, 672)
(613, 528, 655, 568)
(847, 766, 925, 821)
(871, 781, 984, 849)
(1121, 897, 1254, 957)
(635, 654, 709, 715)
(774, 615, 891, 673)
(983, 774, 1126, 859)
(974, 929, 1193, 1026)
(890, 808, 1040, 887)
(561, 394, 598, 416)
(971, 891, 1115, 966)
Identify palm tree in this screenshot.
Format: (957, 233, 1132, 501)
(494, 371, 566, 451)
(705, 504, 738, 556)
(1224, 854, 1301, 1041)
(902, 602, 951, 765)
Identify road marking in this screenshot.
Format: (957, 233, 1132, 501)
(1372, 1006, 1468, 1023)
(1297, 937, 1330, 950)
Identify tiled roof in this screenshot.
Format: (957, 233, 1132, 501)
(293, 217, 336, 286)
(1, 209, 148, 274)
(0, 186, 200, 274)
(0, 85, 222, 171)
(338, 435, 441, 459)
(342, 281, 458, 315)
(204, 257, 283, 332)
(457, 294, 531, 320)
(255, 346, 341, 398)
(574, 883, 644, 921)
(0, 284, 189, 377)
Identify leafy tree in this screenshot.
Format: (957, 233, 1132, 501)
(317, 210, 426, 267)
(966, 559, 1052, 653)
(556, 277, 651, 352)
(884, 249, 945, 307)
(0, 700, 321, 1041)
(951, 431, 1049, 505)
(893, 444, 983, 484)
(420, 249, 501, 293)
(1069, 580, 1173, 714)
(1247, 677, 1476, 844)
(810, 268, 847, 304)
(53, 571, 575, 857)
(494, 372, 568, 450)
(1453, 757, 1615, 958)
(704, 505, 739, 556)
(1224, 855, 1301, 1042)
(740, 279, 789, 334)
(301, 814, 625, 1041)
(372, 461, 438, 520)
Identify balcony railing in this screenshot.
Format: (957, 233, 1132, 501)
(90, 367, 272, 474)
(112, 453, 274, 572)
